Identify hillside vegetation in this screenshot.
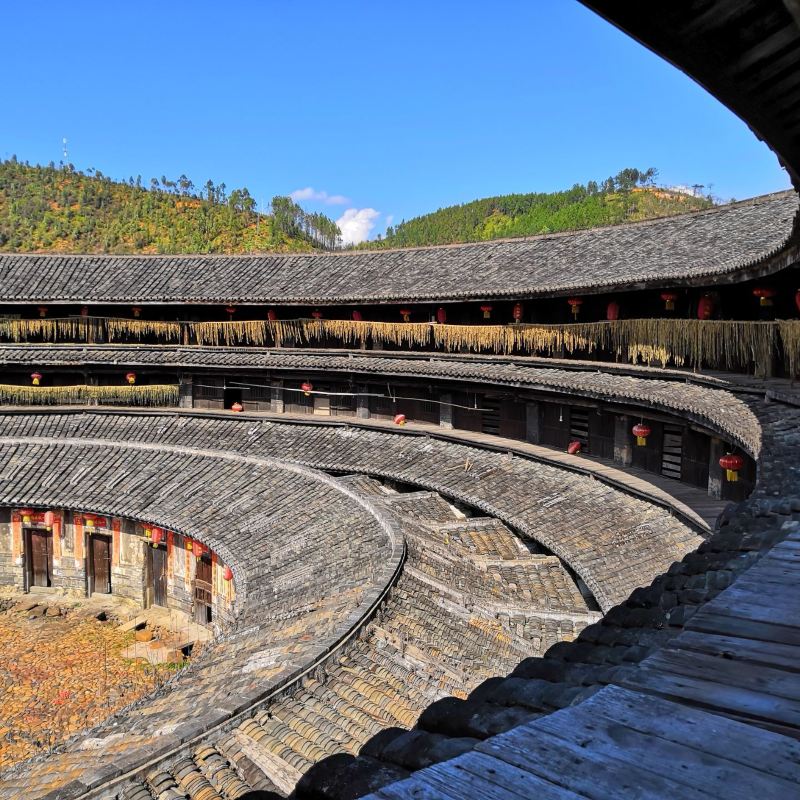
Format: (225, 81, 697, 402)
(360, 168, 714, 249)
(0, 158, 341, 254)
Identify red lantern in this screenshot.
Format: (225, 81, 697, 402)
(660, 292, 678, 312)
(80, 306, 89, 317)
(44, 510, 56, 529)
(567, 441, 582, 455)
(719, 453, 745, 482)
(125, 372, 136, 385)
(194, 542, 207, 560)
(30, 372, 42, 386)
(225, 305, 236, 319)
(131, 306, 142, 318)
(301, 381, 313, 397)
(311, 309, 323, 320)
(267, 308, 277, 322)
(606, 301, 620, 321)
(632, 423, 652, 446)
(480, 304, 493, 319)
(231, 401, 243, 412)
(753, 287, 776, 307)
(352, 310, 363, 322)
(394, 413, 406, 426)
(795, 289, 800, 314)
(436, 307, 447, 325)
(512, 302, 523, 323)
(567, 297, 583, 319)
(697, 294, 714, 320)
(400, 308, 412, 322)
(151, 527, 164, 546)
(37, 305, 48, 318)
(223, 565, 234, 582)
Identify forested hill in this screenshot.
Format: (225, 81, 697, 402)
(360, 168, 714, 249)
(0, 158, 341, 254)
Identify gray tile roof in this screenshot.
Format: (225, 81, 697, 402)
(0, 192, 796, 304)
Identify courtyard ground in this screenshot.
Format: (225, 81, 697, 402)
(0, 591, 185, 771)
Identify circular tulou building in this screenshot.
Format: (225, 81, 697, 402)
(1, 2, 799, 799)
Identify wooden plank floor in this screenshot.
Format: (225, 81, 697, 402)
(620, 529, 800, 740)
(362, 530, 800, 799)
(364, 685, 800, 800)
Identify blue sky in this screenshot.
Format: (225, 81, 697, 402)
(1, 1, 790, 242)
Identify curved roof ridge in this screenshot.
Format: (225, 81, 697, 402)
(3, 189, 796, 260)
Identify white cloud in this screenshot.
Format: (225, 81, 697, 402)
(336, 208, 380, 244)
(289, 186, 349, 205)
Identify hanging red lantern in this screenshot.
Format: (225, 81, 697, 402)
(660, 292, 678, 312)
(80, 306, 89, 317)
(267, 308, 277, 322)
(352, 310, 363, 322)
(125, 371, 136, 385)
(131, 306, 142, 318)
(752, 287, 776, 307)
(632, 423, 652, 446)
(394, 413, 406, 426)
(436, 307, 447, 325)
(480, 304, 493, 319)
(606, 301, 620, 321)
(567, 298, 583, 319)
(194, 542, 207, 560)
(567, 441, 582, 455)
(400, 308, 412, 322)
(225, 305, 236, 319)
(223, 565, 234, 581)
(301, 381, 313, 397)
(795, 289, 800, 314)
(30, 372, 42, 386)
(231, 401, 243, 412)
(311, 309, 323, 320)
(719, 453, 745, 482)
(512, 302, 523, 323)
(697, 294, 714, 320)
(151, 527, 164, 546)
(37, 305, 48, 318)
(44, 510, 56, 529)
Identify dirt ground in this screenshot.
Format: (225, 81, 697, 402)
(0, 592, 178, 770)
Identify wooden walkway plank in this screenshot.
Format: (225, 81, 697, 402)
(641, 648, 800, 700)
(583, 686, 800, 784)
(475, 716, 719, 800)
(368, 751, 586, 800)
(528, 692, 800, 800)
(620, 664, 800, 735)
(688, 611, 800, 647)
(673, 630, 800, 672)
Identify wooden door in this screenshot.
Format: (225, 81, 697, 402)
(193, 556, 213, 624)
(28, 530, 53, 588)
(498, 398, 526, 441)
(91, 534, 112, 594)
(148, 545, 168, 607)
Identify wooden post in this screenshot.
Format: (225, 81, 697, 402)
(178, 373, 193, 409)
(614, 414, 633, 467)
(356, 386, 370, 420)
(708, 436, 724, 499)
(270, 379, 284, 414)
(525, 401, 540, 444)
(440, 392, 454, 430)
